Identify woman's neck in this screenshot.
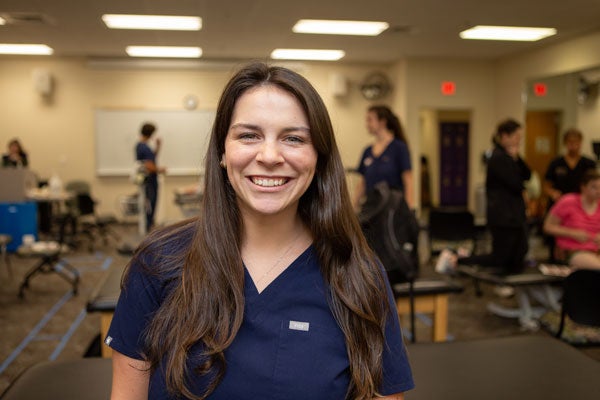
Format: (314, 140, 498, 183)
(371, 130, 394, 157)
(564, 153, 581, 166)
(375, 129, 394, 143)
(241, 210, 307, 252)
(581, 194, 598, 214)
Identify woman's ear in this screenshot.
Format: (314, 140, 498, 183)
(220, 155, 227, 169)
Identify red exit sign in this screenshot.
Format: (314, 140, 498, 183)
(441, 81, 456, 95)
(533, 83, 547, 96)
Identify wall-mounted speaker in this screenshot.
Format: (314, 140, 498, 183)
(32, 68, 54, 96)
(329, 73, 348, 97)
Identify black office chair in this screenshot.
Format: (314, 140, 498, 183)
(75, 193, 120, 251)
(428, 207, 478, 258)
(556, 269, 600, 340)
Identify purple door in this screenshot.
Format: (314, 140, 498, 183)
(439, 122, 469, 206)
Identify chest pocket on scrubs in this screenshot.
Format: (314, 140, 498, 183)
(273, 320, 349, 400)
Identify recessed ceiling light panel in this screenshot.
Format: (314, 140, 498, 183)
(0, 44, 53, 55)
(103, 14, 201, 31)
(126, 46, 202, 58)
(270, 49, 345, 61)
(293, 19, 389, 36)
(459, 25, 557, 41)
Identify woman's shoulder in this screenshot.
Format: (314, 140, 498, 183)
(556, 193, 580, 207)
(133, 219, 197, 271)
(390, 138, 408, 149)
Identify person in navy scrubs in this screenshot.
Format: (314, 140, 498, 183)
(135, 122, 166, 231)
(353, 105, 413, 210)
(107, 62, 414, 400)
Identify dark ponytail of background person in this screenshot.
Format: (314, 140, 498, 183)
(368, 105, 408, 144)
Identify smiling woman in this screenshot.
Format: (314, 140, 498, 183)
(106, 62, 414, 400)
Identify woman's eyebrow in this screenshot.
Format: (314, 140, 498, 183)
(230, 123, 310, 133)
(229, 122, 261, 131)
(281, 126, 310, 134)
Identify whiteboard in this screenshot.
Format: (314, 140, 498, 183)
(95, 109, 215, 176)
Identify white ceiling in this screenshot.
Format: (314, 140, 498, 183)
(1, 0, 600, 63)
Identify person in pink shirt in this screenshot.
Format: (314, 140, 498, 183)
(544, 168, 600, 270)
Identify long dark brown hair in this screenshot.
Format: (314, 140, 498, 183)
(129, 62, 391, 399)
(368, 105, 407, 144)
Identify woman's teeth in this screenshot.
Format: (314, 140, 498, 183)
(252, 177, 287, 187)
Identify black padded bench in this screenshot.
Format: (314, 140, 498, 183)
(5, 336, 597, 400)
(86, 266, 123, 357)
(457, 265, 564, 330)
(393, 279, 463, 342)
(406, 335, 600, 400)
(0, 358, 112, 400)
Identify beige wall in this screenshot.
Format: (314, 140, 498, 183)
(403, 58, 496, 211)
(496, 30, 600, 139)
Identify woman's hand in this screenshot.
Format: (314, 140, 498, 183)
(571, 229, 590, 243)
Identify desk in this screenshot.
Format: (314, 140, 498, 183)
(406, 335, 600, 400)
(26, 189, 74, 234)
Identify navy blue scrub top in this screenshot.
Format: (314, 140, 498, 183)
(107, 245, 414, 399)
(357, 138, 411, 193)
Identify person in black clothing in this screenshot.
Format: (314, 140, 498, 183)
(436, 119, 532, 275)
(2, 138, 28, 167)
(544, 128, 596, 201)
(543, 128, 596, 261)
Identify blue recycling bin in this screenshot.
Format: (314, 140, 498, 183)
(0, 201, 38, 252)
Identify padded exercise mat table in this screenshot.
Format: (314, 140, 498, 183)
(405, 335, 600, 400)
(0, 358, 112, 400)
(458, 265, 563, 330)
(87, 266, 123, 357)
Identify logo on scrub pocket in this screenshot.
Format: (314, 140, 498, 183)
(288, 320, 310, 331)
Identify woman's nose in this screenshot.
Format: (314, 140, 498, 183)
(256, 140, 284, 164)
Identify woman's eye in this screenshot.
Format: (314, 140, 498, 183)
(239, 132, 259, 140)
(284, 135, 305, 144)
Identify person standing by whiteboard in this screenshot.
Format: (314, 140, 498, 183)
(136, 122, 166, 231)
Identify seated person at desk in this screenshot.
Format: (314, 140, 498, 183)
(543, 169, 600, 271)
(2, 138, 28, 168)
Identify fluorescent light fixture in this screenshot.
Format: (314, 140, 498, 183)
(459, 25, 556, 41)
(0, 44, 54, 55)
(293, 19, 389, 36)
(271, 49, 345, 61)
(102, 14, 201, 30)
(0, 16, 6, 25)
(126, 46, 202, 58)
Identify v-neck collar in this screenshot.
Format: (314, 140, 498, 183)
(370, 138, 394, 159)
(244, 244, 314, 296)
(243, 244, 315, 321)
